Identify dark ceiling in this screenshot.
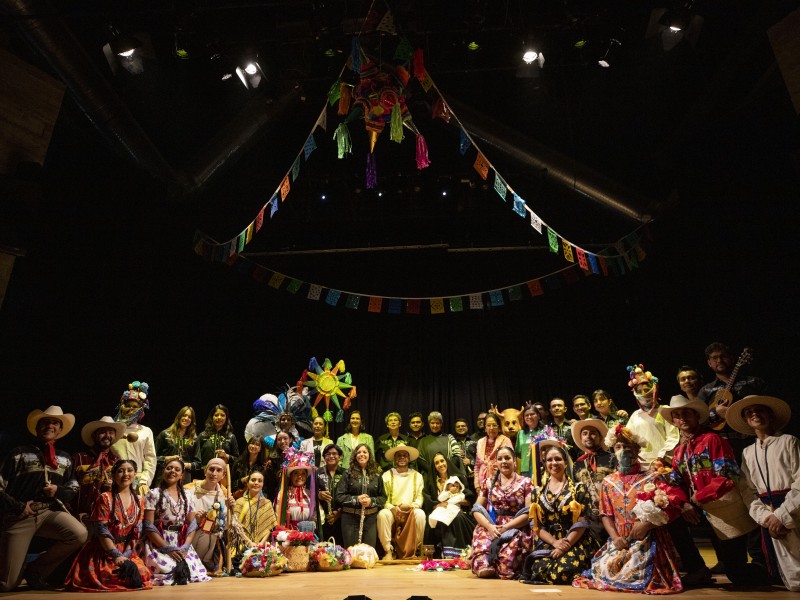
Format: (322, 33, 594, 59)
(1, 0, 799, 444)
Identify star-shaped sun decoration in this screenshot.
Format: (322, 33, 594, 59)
(297, 357, 356, 423)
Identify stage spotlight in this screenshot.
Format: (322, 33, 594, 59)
(646, 4, 703, 51)
(521, 36, 544, 67)
(103, 26, 151, 75)
(235, 54, 265, 89)
(597, 38, 621, 68)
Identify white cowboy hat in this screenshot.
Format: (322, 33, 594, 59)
(384, 443, 420, 462)
(571, 419, 609, 452)
(659, 395, 710, 424)
(726, 395, 792, 436)
(27, 406, 75, 439)
(81, 416, 127, 446)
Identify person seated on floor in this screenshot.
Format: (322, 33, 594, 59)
(185, 458, 235, 574)
(520, 441, 598, 585)
(728, 395, 800, 592)
(230, 470, 277, 574)
(573, 424, 685, 594)
(141, 458, 210, 585)
(378, 444, 425, 560)
(65, 459, 151, 591)
(470, 446, 533, 579)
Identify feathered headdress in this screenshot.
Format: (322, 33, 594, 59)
(244, 387, 313, 447)
(627, 364, 658, 388)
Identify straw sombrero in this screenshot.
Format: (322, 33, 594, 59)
(726, 395, 791, 436)
(571, 419, 609, 452)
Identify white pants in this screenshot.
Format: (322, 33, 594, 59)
(376, 507, 425, 552)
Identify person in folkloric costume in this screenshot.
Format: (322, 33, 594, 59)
(112, 381, 157, 495)
(728, 395, 800, 592)
(71, 416, 125, 521)
(64, 459, 152, 591)
(571, 419, 617, 547)
(0, 406, 88, 592)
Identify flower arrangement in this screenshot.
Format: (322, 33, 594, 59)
(240, 543, 287, 577)
(310, 541, 352, 571)
(272, 527, 316, 547)
(415, 557, 470, 572)
(632, 482, 670, 526)
(605, 423, 648, 450)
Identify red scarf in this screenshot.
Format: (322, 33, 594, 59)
(43, 442, 58, 469)
(577, 450, 596, 472)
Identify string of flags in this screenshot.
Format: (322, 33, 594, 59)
(192, 26, 654, 314)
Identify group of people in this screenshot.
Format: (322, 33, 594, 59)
(1, 342, 797, 594)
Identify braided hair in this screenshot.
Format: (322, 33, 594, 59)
(155, 458, 189, 523)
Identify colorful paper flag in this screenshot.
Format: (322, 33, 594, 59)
(317, 107, 328, 132)
(473, 153, 489, 180)
(527, 279, 544, 296)
(405, 299, 420, 314)
(368, 297, 383, 313)
(513, 194, 526, 217)
(345, 295, 361, 309)
(394, 37, 414, 62)
(280, 175, 291, 201)
(562, 240, 574, 262)
(237, 231, 246, 252)
(245, 222, 254, 244)
(254, 207, 265, 233)
(268, 272, 286, 289)
(547, 228, 559, 253)
(459, 130, 471, 155)
(303, 135, 317, 160)
(530, 211, 542, 234)
(576, 247, 588, 270)
(469, 294, 483, 310)
(270, 198, 279, 218)
(449, 296, 463, 312)
(291, 156, 301, 181)
(286, 278, 302, 294)
(430, 298, 445, 314)
(493, 172, 508, 201)
(388, 299, 402, 314)
(588, 253, 600, 274)
(489, 290, 504, 307)
(307, 284, 322, 300)
(325, 289, 341, 306)
(419, 71, 433, 92)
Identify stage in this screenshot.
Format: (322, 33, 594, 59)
(3, 563, 794, 600)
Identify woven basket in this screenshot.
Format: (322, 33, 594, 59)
(283, 544, 310, 572)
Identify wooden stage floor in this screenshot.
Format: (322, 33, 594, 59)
(2, 563, 794, 600)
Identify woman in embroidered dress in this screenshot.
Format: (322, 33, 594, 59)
(474, 413, 514, 492)
(141, 458, 210, 585)
(573, 425, 684, 594)
(520, 442, 597, 584)
(192, 405, 239, 485)
(186, 457, 235, 573)
(470, 445, 533, 579)
(155, 406, 197, 485)
(423, 452, 475, 558)
(65, 459, 151, 591)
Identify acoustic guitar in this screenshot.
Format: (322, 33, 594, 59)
(708, 348, 752, 431)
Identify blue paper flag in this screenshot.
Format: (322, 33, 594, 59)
(388, 299, 402, 314)
(513, 193, 527, 217)
(489, 290, 504, 307)
(291, 157, 301, 181)
(269, 197, 279, 218)
(303, 135, 317, 160)
(588, 253, 600, 274)
(493, 172, 507, 201)
(325, 289, 341, 306)
(459, 130, 471, 155)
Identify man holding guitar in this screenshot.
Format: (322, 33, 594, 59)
(697, 343, 766, 460)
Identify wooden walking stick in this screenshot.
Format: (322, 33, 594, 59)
(225, 463, 233, 574)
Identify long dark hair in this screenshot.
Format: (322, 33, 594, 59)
(425, 452, 473, 502)
(346, 443, 380, 478)
(521, 403, 541, 433)
(236, 437, 267, 470)
(155, 458, 189, 522)
(203, 404, 233, 436)
(109, 459, 140, 530)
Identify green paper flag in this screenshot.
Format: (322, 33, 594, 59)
(547, 228, 559, 253)
(286, 279, 302, 294)
(449, 296, 463, 312)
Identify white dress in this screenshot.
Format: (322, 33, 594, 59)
(739, 434, 800, 591)
(428, 491, 465, 527)
(141, 488, 211, 585)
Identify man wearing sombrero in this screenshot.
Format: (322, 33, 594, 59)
(377, 443, 425, 560)
(571, 419, 616, 546)
(0, 406, 88, 591)
(71, 416, 125, 520)
(730, 395, 800, 591)
(662, 394, 766, 586)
